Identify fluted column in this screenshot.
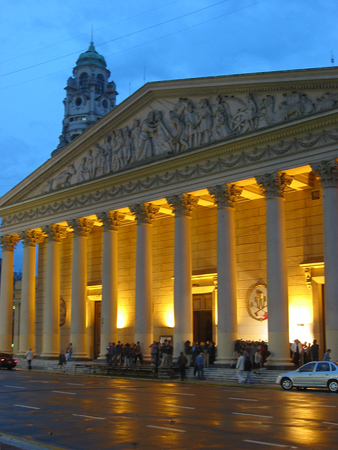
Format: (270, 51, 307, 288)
(41, 225, 67, 357)
(256, 172, 292, 366)
(97, 211, 125, 358)
(312, 160, 338, 361)
(209, 184, 242, 364)
(0, 235, 20, 352)
(167, 194, 198, 357)
(69, 218, 94, 359)
(130, 203, 159, 351)
(18, 230, 43, 355)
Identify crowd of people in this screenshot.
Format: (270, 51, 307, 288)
(233, 340, 270, 384)
(105, 341, 143, 367)
(290, 339, 332, 365)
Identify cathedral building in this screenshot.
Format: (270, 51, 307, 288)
(0, 42, 337, 366)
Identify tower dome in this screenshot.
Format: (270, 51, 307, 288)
(53, 41, 117, 155)
(76, 41, 107, 68)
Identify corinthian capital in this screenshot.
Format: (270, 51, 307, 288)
(130, 203, 159, 224)
(166, 193, 198, 217)
(97, 211, 126, 231)
(311, 159, 338, 188)
(256, 171, 292, 199)
(0, 234, 20, 251)
(42, 224, 68, 242)
(68, 218, 94, 237)
(208, 183, 242, 208)
(19, 229, 44, 247)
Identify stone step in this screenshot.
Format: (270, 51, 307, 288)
(185, 367, 281, 384)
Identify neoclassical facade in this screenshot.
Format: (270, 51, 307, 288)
(0, 67, 337, 366)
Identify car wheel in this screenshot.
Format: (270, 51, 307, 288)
(328, 380, 338, 393)
(7, 367, 12, 370)
(281, 377, 293, 390)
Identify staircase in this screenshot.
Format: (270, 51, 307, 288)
(186, 366, 281, 385)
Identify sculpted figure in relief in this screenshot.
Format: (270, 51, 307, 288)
(94, 142, 109, 178)
(152, 111, 172, 156)
(111, 131, 120, 172)
(184, 100, 199, 148)
(136, 111, 156, 161)
(102, 135, 112, 174)
(169, 110, 189, 152)
(113, 129, 125, 170)
(77, 157, 90, 182)
(197, 99, 213, 145)
(53, 164, 77, 189)
(87, 150, 94, 179)
(233, 94, 258, 133)
(313, 93, 337, 111)
(131, 119, 141, 156)
(278, 92, 304, 120)
(213, 96, 232, 140)
(122, 127, 133, 166)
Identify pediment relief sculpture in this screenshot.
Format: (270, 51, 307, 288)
(38, 90, 338, 196)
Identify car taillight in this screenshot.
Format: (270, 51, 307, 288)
(14, 360, 17, 363)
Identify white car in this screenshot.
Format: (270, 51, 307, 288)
(276, 361, 338, 392)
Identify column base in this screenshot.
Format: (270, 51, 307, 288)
(0, 347, 14, 354)
(214, 356, 237, 367)
(40, 352, 60, 358)
(266, 358, 294, 370)
(72, 352, 89, 360)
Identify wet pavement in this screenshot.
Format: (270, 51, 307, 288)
(0, 360, 286, 450)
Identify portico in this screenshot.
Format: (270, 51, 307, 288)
(0, 67, 337, 365)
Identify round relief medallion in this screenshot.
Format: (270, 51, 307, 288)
(60, 298, 67, 326)
(246, 284, 268, 321)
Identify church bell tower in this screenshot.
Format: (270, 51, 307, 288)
(53, 41, 117, 156)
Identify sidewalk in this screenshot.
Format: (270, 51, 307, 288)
(14, 357, 282, 386)
(0, 434, 62, 450)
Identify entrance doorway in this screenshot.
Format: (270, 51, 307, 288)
(193, 293, 213, 343)
(94, 301, 101, 359)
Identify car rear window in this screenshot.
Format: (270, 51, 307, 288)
(316, 362, 330, 372)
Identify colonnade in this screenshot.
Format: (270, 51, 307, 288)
(1, 163, 338, 363)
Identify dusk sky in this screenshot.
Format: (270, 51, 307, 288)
(1, 0, 337, 270)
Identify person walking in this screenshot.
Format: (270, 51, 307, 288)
(236, 351, 245, 383)
(177, 351, 188, 381)
(195, 353, 205, 380)
(324, 349, 331, 361)
(25, 348, 34, 370)
(244, 354, 254, 384)
(66, 343, 73, 361)
(58, 350, 66, 372)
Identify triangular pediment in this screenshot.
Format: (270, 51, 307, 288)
(1, 67, 337, 210)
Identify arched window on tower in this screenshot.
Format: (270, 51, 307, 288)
(96, 74, 104, 94)
(79, 72, 89, 92)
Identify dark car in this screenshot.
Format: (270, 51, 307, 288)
(0, 353, 17, 370)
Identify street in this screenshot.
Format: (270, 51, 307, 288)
(0, 369, 337, 449)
